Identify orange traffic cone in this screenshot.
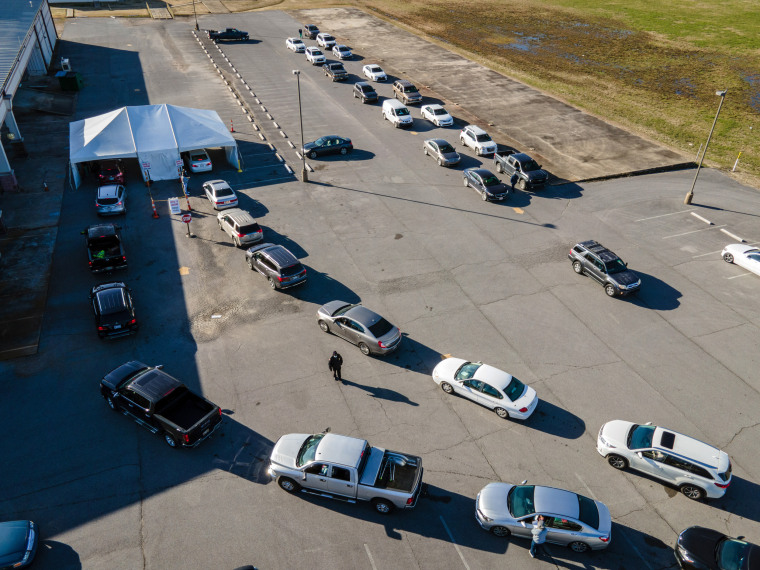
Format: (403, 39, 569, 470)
(230, 119, 235, 132)
(151, 197, 159, 218)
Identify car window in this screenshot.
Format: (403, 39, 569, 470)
(640, 449, 667, 462)
(507, 485, 536, 518)
(482, 175, 501, 186)
(464, 379, 485, 392)
(628, 424, 656, 449)
(262, 259, 277, 272)
(314, 137, 326, 146)
(577, 495, 600, 529)
(455, 362, 481, 380)
(215, 187, 234, 198)
(404, 85, 418, 93)
(347, 319, 364, 333)
(304, 462, 330, 476)
(663, 455, 709, 478)
(747, 254, 760, 262)
(716, 537, 751, 570)
(239, 223, 260, 234)
(605, 258, 627, 274)
(439, 143, 455, 153)
(331, 467, 351, 481)
(296, 434, 325, 466)
(545, 517, 583, 532)
(522, 159, 540, 171)
(281, 263, 304, 277)
(480, 383, 502, 399)
(368, 317, 393, 338)
(396, 108, 410, 116)
(503, 377, 526, 402)
(434, 108, 447, 115)
(475, 133, 492, 142)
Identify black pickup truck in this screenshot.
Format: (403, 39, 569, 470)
(100, 361, 223, 448)
(323, 62, 348, 82)
(493, 150, 549, 191)
(208, 28, 249, 42)
(84, 223, 127, 274)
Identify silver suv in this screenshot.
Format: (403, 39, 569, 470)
(217, 208, 263, 248)
(245, 243, 307, 290)
(568, 240, 641, 297)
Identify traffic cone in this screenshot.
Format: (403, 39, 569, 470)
(43, 181, 49, 192)
(151, 197, 159, 218)
(230, 119, 235, 132)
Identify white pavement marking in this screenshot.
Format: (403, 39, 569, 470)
(268, 143, 274, 151)
(575, 473, 596, 499)
(662, 225, 726, 239)
(635, 209, 694, 222)
(440, 516, 470, 570)
(690, 212, 713, 225)
(720, 228, 746, 242)
(280, 130, 287, 138)
(363, 545, 378, 570)
(306, 163, 313, 172)
(727, 272, 754, 280)
(258, 133, 265, 140)
(693, 242, 760, 258)
(288, 141, 295, 149)
(285, 165, 293, 174)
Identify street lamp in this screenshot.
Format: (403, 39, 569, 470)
(292, 70, 308, 182)
(684, 89, 727, 205)
(192, 0, 199, 31)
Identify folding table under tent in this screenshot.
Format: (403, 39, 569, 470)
(68, 103, 240, 189)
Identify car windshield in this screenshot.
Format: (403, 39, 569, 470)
(339, 47, 349, 52)
(482, 175, 501, 186)
(397, 108, 410, 116)
(296, 434, 325, 467)
(507, 485, 536, 518)
(439, 143, 455, 153)
(716, 537, 751, 570)
(627, 424, 655, 449)
(332, 303, 356, 317)
(324, 35, 334, 41)
(313, 49, 322, 55)
(577, 495, 600, 529)
(215, 187, 234, 197)
(281, 263, 304, 277)
(503, 377, 525, 402)
(361, 86, 375, 93)
(455, 362, 481, 380)
(314, 137, 327, 146)
(368, 317, 394, 338)
(332, 64, 344, 71)
(605, 258, 628, 274)
(475, 133, 492, 142)
(370, 66, 382, 73)
(521, 159, 540, 171)
(434, 108, 448, 115)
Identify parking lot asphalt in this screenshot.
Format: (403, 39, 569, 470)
(1, 9, 760, 570)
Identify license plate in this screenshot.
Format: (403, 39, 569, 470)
(114, 324, 121, 329)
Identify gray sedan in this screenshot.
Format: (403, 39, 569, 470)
(475, 483, 612, 553)
(316, 301, 401, 356)
(423, 139, 460, 167)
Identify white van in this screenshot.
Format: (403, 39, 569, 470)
(382, 99, 413, 128)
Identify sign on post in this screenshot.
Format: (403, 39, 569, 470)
(181, 213, 192, 223)
(169, 197, 181, 215)
(142, 162, 150, 169)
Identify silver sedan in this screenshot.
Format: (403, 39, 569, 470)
(475, 482, 612, 553)
(316, 301, 401, 356)
(423, 139, 460, 167)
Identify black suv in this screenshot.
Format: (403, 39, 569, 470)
(353, 82, 378, 103)
(568, 241, 641, 297)
(245, 244, 307, 290)
(90, 282, 138, 338)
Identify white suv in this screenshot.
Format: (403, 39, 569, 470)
(597, 420, 732, 500)
(460, 125, 497, 155)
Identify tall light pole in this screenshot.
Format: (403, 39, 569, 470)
(292, 70, 308, 182)
(684, 89, 727, 205)
(193, 0, 199, 31)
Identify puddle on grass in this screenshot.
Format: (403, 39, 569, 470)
(743, 74, 760, 112)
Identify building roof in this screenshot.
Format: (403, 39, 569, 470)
(0, 0, 45, 92)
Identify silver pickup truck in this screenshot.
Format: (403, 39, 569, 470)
(269, 432, 423, 514)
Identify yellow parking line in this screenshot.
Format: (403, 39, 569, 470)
(179, 267, 190, 275)
(512, 207, 524, 214)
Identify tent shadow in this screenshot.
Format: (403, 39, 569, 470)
(338, 377, 419, 406)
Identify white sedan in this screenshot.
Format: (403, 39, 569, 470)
(362, 64, 387, 82)
(722, 244, 760, 276)
(202, 179, 238, 210)
(305, 46, 325, 65)
(421, 104, 454, 127)
(332, 44, 353, 60)
(431, 358, 538, 420)
(285, 37, 305, 53)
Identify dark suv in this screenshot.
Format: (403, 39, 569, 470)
(245, 243, 307, 290)
(568, 241, 641, 297)
(392, 80, 423, 105)
(353, 82, 378, 103)
(90, 282, 138, 338)
(303, 24, 320, 39)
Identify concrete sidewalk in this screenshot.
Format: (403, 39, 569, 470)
(294, 7, 690, 183)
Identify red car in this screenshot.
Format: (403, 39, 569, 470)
(97, 160, 125, 185)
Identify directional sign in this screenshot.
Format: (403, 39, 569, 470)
(169, 197, 181, 215)
(181, 213, 192, 223)
(141, 162, 150, 169)
(176, 159, 183, 167)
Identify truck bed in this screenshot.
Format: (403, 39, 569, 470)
(156, 388, 214, 431)
(361, 448, 421, 492)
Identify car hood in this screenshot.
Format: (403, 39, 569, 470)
(600, 420, 634, 447)
(432, 357, 467, 381)
(609, 270, 640, 286)
(0, 521, 29, 563)
(270, 433, 310, 469)
(525, 169, 548, 182)
(303, 142, 318, 151)
(319, 300, 351, 317)
(477, 482, 513, 519)
(677, 526, 723, 565)
(485, 183, 509, 194)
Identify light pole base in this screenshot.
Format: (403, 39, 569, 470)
(683, 192, 693, 205)
(301, 167, 309, 182)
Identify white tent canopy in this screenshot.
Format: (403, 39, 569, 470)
(69, 104, 240, 188)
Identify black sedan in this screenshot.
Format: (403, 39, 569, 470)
(303, 136, 353, 159)
(90, 282, 138, 339)
(353, 82, 378, 103)
(676, 526, 759, 569)
(463, 168, 510, 201)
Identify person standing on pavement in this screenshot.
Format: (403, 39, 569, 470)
(530, 515, 547, 558)
(298, 28, 303, 39)
(328, 351, 343, 381)
(510, 172, 519, 190)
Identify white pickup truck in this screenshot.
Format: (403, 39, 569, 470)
(269, 432, 424, 514)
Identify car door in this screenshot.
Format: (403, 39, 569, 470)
(631, 449, 669, 481)
(302, 462, 332, 492)
(472, 172, 484, 192)
(332, 317, 354, 342)
(459, 379, 486, 406)
(543, 516, 585, 547)
(220, 214, 233, 238)
(743, 252, 760, 276)
(428, 140, 438, 158)
(121, 388, 158, 429)
(512, 516, 535, 539)
(479, 383, 504, 411)
(584, 253, 606, 283)
(327, 466, 356, 497)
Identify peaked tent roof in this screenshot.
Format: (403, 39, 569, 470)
(69, 107, 137, 163)
(167, 105, 236, 152)
(129, 104, 178, 152)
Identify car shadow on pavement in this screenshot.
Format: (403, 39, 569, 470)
(717, 476, 760, 524)
(382, 334, 442, 374)
(525, 400, 586, 439)
(629, 272, 682, 310)
(257, 227, 309, 259)
(290, 267, 361, 306)
(36, 540, 82, 570)
(538, 182, 584, 201)
(338, 378, 419, 406)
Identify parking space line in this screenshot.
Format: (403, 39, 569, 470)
(363, 544, 378, 570)
(635, 209, 694, 222)
(690, 212, 713, 225)
(662, 225, 726, 239)
(439, 516, 470, 570)
(692, 242, 760, 258)
(727, 272, 754, 280)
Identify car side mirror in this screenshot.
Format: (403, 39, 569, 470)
(636, 452, 643, 459)
(155, 365, 164, 370)
(302, 471, 307, 481)
(521, 479, 528, 484)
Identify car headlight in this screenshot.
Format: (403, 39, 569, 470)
(677, 545, 695, 563)
(598, 434, 609, 447)
(477, 508, 493, 523)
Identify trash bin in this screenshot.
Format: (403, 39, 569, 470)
(56, 70, 83, 91)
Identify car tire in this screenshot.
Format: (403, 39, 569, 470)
(372, 498, 394, 514)
(234, 237, 241, 248)
(495, 162, 503, 173)
(353, 91, 357, 98)
(518, 179, 527, 191)
(680, 484, 706, 501)
(607, 455, 628, 470)
(441, 382, 454, 394)
(268, 277, 277, 290)
(494, 407, 510, 419)
(278, 477, 300, 493)
(723, 253, 734, 263)
(340, 147, 348, 155)
(247, 257, 254, 270)
(573, 261, 583, 274)
(309, 150, 318, 159)
(164, 433, 179, 448)
(318, 320, 330, 333)
(491, 526, 511, 538)
(460, 138, 465, 146)
(358, 342, 371, 356)
(605, 284, 616, 297)
(481, 191, 488, 201)
(424, 147, 428, 155)
(105, 395, 117, 411)
(569, 541, 589, 553)
(437, 158, 443, 166)
(463, 178, 469, 187)
(218, 221, 224, 231)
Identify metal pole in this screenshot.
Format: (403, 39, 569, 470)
(293, 70, 308, 182)
(193, 0, 199, 31)
(684, 90, 727, 205)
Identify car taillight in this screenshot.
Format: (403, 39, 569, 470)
(519, 407, 528, 413)
(599, 536, 609, 543)
(117, 201, 122, 206)
(122, 256, 126, 262)
(237, 232, 246, 237)
(98, 326, 108, 331)
(256, 228, 262, 233)
(406, 497, 413, 505)
(89, 261, 93, 267)
(183, 434, 190, 444)
(277, 276, 284, 282)
(216, 201, 223, 205)
(715, 481, 730, 488)
(218, 407, 222, 417)
(378, 341, 387, 349)
(128, 319, 137, 325)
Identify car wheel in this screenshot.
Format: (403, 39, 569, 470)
(340, 147, 348, 155)
(481, 191, 488, 201)
(105, 395, 117, 411)
(605, 284, 616, 297)
(164, 433, 179, 448)
(441, 382, 454, 394)
(573, 261, 583, 274)
(372, 499, 394, 514)
(460, 137, 465, 146)
(278, 477, 300, 493)
(491, 526, 511, 538)
(607, 455, 628, 470)
(353, 91, 357, 98)
(494, 407, 510, 419)
(518, 179, 528, 191)
(358, 342, 371, 356)
(424, 147, 428, 155)
(268, 277, 277, 290)
(680, 484, 706, 500)
(569, 541, 589, 553)
(247, 257, 254, 270)
(218, 221, 224, 231)
(495, 162, 503, 173)
(234, 237, 241, 248)
(437, 158, 443, 166)
(309, 150, 318, 159)
(723, 253, 734, 263)
(463, 178, 469, 187)
(318, 320, 330, 333)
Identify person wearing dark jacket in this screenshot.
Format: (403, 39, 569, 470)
(328, 351, 343, 380)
